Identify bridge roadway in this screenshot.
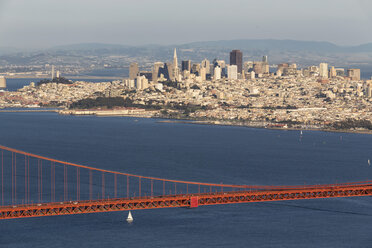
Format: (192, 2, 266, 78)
(2, 182, 372, 220)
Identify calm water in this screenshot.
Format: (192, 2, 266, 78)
(1, 112, 372, 247)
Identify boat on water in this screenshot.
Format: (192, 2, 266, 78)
(368, 159, 370, 166)
(126, 211, 133, 223)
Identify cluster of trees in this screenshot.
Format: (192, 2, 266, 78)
(69, 96, 211, 118)
(332, 119, 372, 130)
(262, 105, 297, 110)
(69, 97, 135, 109)
(37, 77, 72, 86)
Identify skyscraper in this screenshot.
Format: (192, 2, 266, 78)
(230, 50, 243, 73)
(201, 59, 210, 74)
(129, 63, 139, 80)
(51, 65, 55, 80)
(172, 48, 179, 81)
(319, 63, 328, 78)
(262, 55, 268, 63)
(227, 65, 238, 80)
(182, 60, 191, 72)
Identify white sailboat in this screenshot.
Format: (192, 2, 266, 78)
(368, 159, 370, 166)
(126, 211, 133, 223)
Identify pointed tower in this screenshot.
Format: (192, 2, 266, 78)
(173, 48, 179, 81)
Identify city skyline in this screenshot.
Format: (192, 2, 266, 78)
(1, 0, 372, 48)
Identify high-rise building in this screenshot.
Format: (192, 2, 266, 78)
(0, 76, 6, 88)
(329, 66, 337, 78)
(347, 69, 361, 81)
(135, 75, 149, 90)
(182, 60, 191, 72)
(230, 50, 243, 73)
(213, 66, 221, 80)
(129, 63, 139, 80)
(227, 65, 238, 80)
(152, 62, 164, 83)
(172, 48, 179, 81)
(319, 63, 328, 78)
(51, 65, 55, 80)
(199, 67, 206, 81)
(262, 55, 268, 63)
(201, 59, 210, 74)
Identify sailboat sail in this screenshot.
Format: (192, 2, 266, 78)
(127, 211, 133, 223)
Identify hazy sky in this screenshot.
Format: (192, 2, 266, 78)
(1, 0, 372, 48)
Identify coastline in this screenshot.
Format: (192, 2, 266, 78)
(156, 119, 372, 135)
(1, 106, 371, 135)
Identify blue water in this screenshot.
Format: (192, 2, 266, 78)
(3, 78, 115, 91)
(1, 112, 372, 247)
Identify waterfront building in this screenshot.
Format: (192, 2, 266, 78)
(227, 65, 238, 80)
(0, 76, 6, 88)
(230, 50, 243, 73)
(129, 63, 139, 80)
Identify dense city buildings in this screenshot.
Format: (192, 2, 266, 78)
(1, 48, 372, 133)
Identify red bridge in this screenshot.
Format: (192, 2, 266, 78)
(1, 145, 372, 220)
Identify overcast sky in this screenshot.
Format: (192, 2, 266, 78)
(0, 0, 372, 49)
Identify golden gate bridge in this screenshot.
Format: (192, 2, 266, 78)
(1, 144, 372, 220)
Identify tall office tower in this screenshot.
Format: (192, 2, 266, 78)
(152, 62, 164, 83)
(230, 50, 243, 73)
(201, 59, 210, 74)
(51, 65, 55, 80)
(253, 62, 263, 74)
(347, 69, 361, 81)
(191, 63, 201, 74)
(319, 63, 329, 78)
(56, 71, 60, 78)
(166, 63, 174, 81)
(262, 55, 268, 63)
(0, 76, 6, 88)
(227, 65, 238, 80)
(213, 66, 221, 80)
(329, 66, 337, 78)
(172, 48, 179, 81)
(182, 60, 191, 72)
(129, 63, 139, 80)
(199, 67, 207, 81)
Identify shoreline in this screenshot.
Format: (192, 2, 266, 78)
(156, 119, 372, 135)
(1, 107, 371, 135)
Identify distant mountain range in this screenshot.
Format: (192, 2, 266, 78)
(1, 39, 372, 77)
(46, 39, 372, 53)
(1, 39, 372, 55)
